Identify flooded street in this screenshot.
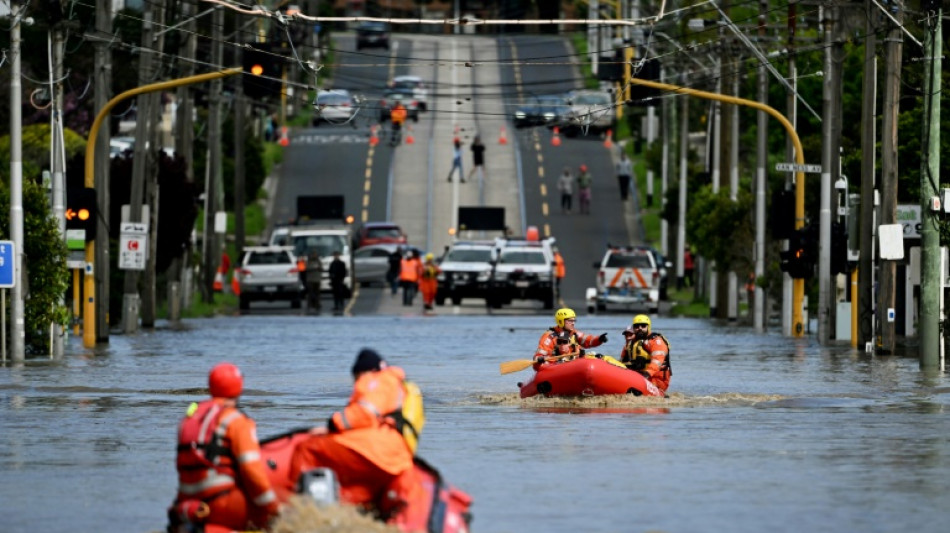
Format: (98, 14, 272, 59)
(2, 314, 949, 533)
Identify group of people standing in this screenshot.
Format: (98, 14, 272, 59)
(535, 308, 672, 394)
(170, 349, 420, 531)
(300, 251, 349, 313)
(386, 247, 441, 311)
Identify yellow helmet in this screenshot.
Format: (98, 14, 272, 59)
(632, 314, 651, 330)
(555, 308, 576, 328)
(425, 252, 434, 261)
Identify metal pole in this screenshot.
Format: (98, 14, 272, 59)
(754, 0, 768, 332)
(51, 25, 66, 357)
(660, 66, 669, 258)
(9, 3, 26, 362)
(818, 7, 836, 344)
(94, 0, 112, 343)
(677, 94, 688, 292)
(859, 0, 877, 348)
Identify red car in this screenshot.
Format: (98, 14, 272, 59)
(356, 222, 408, 248)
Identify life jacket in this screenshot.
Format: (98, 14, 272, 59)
(624, 333, 672, 373)
(422, 263, 439, 280)
(176, 400, 242, 500)
(548, 327, 578, 355)
(387, 380, 426, 455)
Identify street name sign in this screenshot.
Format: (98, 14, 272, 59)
(776, 162, 823, 173)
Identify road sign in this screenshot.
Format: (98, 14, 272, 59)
(119, 222, 148, 271)
(775, 162, 823, 173)
(0, 240, 14, 288)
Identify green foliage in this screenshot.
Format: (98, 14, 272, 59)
(686, 186, 755, 274)
(0, 127, 71, 355)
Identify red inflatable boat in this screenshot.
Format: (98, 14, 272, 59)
(259, 428, 473, 533)
(518, 356, 666, 398)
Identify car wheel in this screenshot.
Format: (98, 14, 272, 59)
(291, 298, 302, 309)
(588, 305, 596, 314)
(542, 292, 555, 309)
(239, 295, 249, 310)
(596, 302, 606, 312)
(451, 296, 462, 306)
(436, 295, 445, 306)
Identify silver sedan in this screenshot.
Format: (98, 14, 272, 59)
(354, 243, 423, 286)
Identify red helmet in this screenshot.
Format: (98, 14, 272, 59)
(579, 164, 588, 172)
(209, 362, 243, 398)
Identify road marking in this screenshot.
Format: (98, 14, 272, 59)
(540, 183, 547, 196)
(293, 134, 369, 145)
(538, 166, 544, 178)
(542, 202, 549, 216)
(544, 223, 551, 237)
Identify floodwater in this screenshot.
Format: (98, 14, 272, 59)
(1, 314, 948, 533)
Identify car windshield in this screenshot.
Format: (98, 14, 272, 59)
(359, 23, 388, 33)
(366, 227, 402, 239)
(317, 93, 350, 105)
(575, 93, 611, 105)
(500, 250, 547, 265)
(605, 253, 653, 268)
(292, 235, 348, 257)
(444, 248, 492, 262)
(246, 251, 292, 265)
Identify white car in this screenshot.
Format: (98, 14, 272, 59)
(487, 237, 557, 309)
(586, 246, 660, 314)
(313, 89, 357, 125)
(390, 75, 428, 111)
(237, 246, 303, 310)
(564, 90, 615, 135)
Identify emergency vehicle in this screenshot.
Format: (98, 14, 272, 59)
(586, 246, 660, 314)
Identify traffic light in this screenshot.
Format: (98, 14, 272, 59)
(242, 44, 283, 100)
(65, 187, 97, 240)
(779, 228, 814, 279)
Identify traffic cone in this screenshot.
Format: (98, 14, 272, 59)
(231, 270, 241, 296)
(278, 126, 289, 147)
(551, 126, 561, 147)
(604, 129, 613, 148)
(213, 267, 225, 292)
(369, 125, 379, 146)
(405, 125, 415, 144)
(498, 125, 508, 145)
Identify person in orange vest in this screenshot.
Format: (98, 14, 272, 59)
(419, 253, 441, 311)
(289, 349, 421, 520)
(552, 246, 566, 297)
(169, 363, 280, 531)
(399, 249, 422, 307)
(389, 102, 407, 145)
(534, 308, 607, 370)
(619, 314, 671, 393)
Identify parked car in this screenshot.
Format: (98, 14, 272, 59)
(512, 94, 570, 128)
(313, 89, 357, 125)
(356, 22, 390, 51)
(564, 89, 615, 135)
(389, 75, 428, 111)
(237, 246, 303, 310)
(585, 246, 660, 314)
(355, 222, 408, 249)
(354, 243, 422, 286)
(378, 90, 420, 122)
(487, 237, 557, 309)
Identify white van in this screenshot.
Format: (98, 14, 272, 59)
(289, 226, 354, 293)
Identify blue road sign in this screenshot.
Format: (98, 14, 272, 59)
(0, 240, 14, 288)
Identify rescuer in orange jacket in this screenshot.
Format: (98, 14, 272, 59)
(399, 250, 423, 307)
(620, 314, 671, 392)
(553, 247, 566, 295)
(390, 102, 408, 144)
(170, 362, 280, 531)
(289, 349, 421, 520)
(534, 308, 607, 369)
(419, 252, 440, 311)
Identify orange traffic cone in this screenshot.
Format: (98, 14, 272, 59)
(278, 126, 289, 147)
(369, 125, 379, 146)
(405, 125, 415, 144)
(498, 125, 508, 145)
(604, 129, 613, 148)
(551, 126, 561, 147)
(213, 267, 225, 292)
(231, 270, 241, 296)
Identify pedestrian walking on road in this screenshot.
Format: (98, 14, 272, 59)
(386, 247, 402, 296)
(576, 164, 593, 215)
(447, 139, 465, 182)
(467, 135, 486, 182)
(615, 151, 633, 201)
(557, 167, 574, 214)
(329, 251, 348, 312)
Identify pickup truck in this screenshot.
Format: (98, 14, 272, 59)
(586, 246, 660, 314)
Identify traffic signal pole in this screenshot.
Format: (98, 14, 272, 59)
(628, 77, 808, 337)
(82, 68, 241, 348)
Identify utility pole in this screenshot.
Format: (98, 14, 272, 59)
(677, 93, 688, 290)
(878, 0, 903, 354)
(859, 0, 878, 349)
(919, 1, 942, 369)
(818, 5, 837, 344)
(235, 61, 246, 260)
(51, 18, 67, 358)
(754, 0, 768, 332)
(782, 1, 798, 337)
(9, 2, 26, 362)
(141, 0, 166, 328)
(202, 8, 225, 303)
(94, 0, 112, 344)
(660, 63, 670, 258)
(123, 1, 158, 333)
(728, 43, 740, 323)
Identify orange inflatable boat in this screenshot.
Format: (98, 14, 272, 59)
(518, 356, 666, 398)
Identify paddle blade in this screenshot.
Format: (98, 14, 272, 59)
(499, 359, 535, 375)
